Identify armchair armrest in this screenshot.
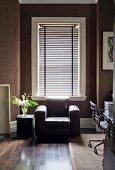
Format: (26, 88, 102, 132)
(35, 105, 47, 116)
(34, 105, 47, 136)
(69, 105, 80, 136)
(69, 105, 80, 114)
(35, 105, 47, 120)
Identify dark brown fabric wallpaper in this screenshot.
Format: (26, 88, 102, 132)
(0, 1, 113, 120)
(0, 0, 20, 121)
(96, 0, 113, 108)
(20, 4, 96, 118)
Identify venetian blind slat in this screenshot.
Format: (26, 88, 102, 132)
(39, 25, 79, 96)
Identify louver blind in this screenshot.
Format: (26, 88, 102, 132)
(39, 25, 80, 96)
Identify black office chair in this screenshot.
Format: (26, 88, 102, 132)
(88, 101, 109, 154)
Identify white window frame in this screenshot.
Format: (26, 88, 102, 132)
(31, 17, 86, 101)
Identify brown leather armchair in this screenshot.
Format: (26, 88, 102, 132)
(35, 97, 80, 139)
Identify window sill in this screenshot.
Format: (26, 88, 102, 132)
(31, 96, 87, 101)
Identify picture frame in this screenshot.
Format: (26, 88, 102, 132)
(102, 31, 114, 70)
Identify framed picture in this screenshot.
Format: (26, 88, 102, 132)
(103, 31, 114, 70)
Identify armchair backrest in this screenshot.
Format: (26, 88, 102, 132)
(46, 97, 70, 117)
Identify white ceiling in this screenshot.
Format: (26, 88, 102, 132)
(19, 0, 98, 4)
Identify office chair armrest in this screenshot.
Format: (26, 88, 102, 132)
(98, 115, 104, 126)
(98, 109, 105, 111)
(99, 114, 104, 120)
(98, 109, 105, 114)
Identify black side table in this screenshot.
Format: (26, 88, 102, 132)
(17, 115, 34, 139)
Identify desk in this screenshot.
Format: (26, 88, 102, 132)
(103, 111, 113, 141)
(104, 101, 113, 125)
(103, 112, 113, 123)
(104, 101, 113, 117)
(103, 111, 114, 170)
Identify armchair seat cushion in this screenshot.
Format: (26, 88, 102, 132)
(45, 117, 70, 128)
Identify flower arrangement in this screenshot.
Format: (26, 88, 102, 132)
(10, 93, 38, 116)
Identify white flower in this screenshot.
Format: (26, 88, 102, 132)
(10, 93, 39, 112)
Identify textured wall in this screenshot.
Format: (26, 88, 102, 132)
(20, 4, 96, 118)
(96, 0, 113, 108)
(0, 1, 113, 120)
(0, 0, 20, 121)
(0, 1, 112, 119)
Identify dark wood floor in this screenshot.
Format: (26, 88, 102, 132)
(0, 138, 72, 170)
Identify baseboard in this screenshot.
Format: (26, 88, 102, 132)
(80, 118, 95, 128)
(10, 118, 95, 133)
(10, 121, 17, 133)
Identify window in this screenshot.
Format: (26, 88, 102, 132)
(32, 17, 86, 101)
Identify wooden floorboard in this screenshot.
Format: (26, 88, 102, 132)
(0, 139, 72, 170)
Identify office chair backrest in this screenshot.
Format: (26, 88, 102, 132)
(90, 101, 102, 125)
(90, 101, 110, 132)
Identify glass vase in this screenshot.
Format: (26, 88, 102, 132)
(21, 106, 28, 116)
